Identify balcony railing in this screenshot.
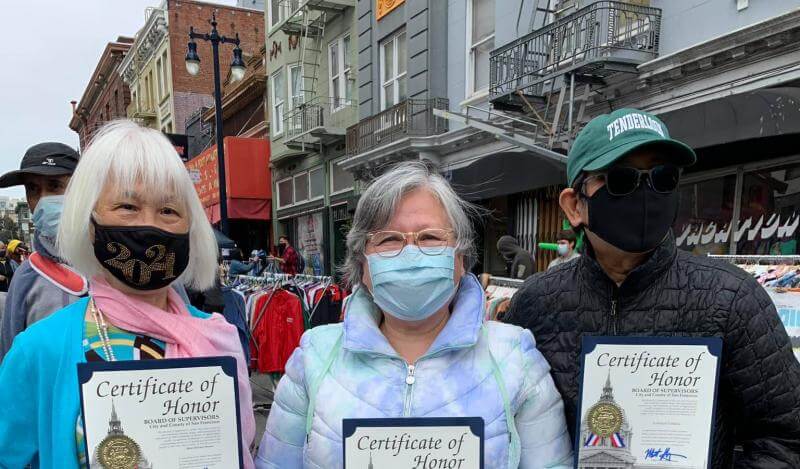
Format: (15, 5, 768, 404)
(490, 1, 662, 101)
(284, 97, 358, 145)
(346, 98, 449, 156)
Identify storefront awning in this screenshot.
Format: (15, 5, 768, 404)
(661, 87, 800, 149)
(186, 137, 272, 224)
(446, 151, 566, 201)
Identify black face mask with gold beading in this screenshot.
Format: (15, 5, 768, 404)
(91, 218, 190, 291)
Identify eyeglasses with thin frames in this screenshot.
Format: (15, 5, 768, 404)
(366, 228, 454, 258)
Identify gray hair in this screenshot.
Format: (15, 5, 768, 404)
(342, 161, 478, 287)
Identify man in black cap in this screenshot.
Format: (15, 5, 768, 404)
(0, 142, 84, 361)
(507, 108, 800, 467)
(0, 142, 78, 211)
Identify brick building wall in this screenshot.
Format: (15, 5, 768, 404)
(167, 0, 264, 133)
(71, 38, 134, 149)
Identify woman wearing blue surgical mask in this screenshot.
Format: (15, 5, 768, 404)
(256, 162, 572, 469)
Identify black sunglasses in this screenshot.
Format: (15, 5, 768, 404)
(582, 164, 681, 197)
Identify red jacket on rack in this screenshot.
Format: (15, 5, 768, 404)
(250, 289, 305, 373)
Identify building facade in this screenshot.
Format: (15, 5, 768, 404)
(341, 0, 800, 275)
(69, 37, 134, 150)
(121, 0, 264, 135)
(341, 0, 567, 275)
(265, 0, 358, 277)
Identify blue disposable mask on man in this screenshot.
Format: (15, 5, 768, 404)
(32, 195, 65, 260)
(557, 244, 570, 257)
(367, 245, 457, 322)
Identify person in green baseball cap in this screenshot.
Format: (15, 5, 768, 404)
(507, 108, 800, 467)
(562, 107, 696, 257)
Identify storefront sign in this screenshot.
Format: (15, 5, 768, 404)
(576, 337, 722, 469)
(185, 148, 221, 207)
(376, 0, 404, 20)
(765, 288, 800, 362)
(676, 212, 800, 247)
(343, 417, 483, 468)
(296, 212, 325, 275)
(78, 357, 244, 468)
(184, 137, 271, 223)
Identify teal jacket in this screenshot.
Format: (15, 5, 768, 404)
(0, 297, 210, 468)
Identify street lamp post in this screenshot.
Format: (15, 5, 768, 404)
(185, 12, 247, 235)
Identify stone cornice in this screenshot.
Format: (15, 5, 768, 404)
(638, 7, 800, 81)
(120, 8, 169, 85)
(70, 40, 132, 131)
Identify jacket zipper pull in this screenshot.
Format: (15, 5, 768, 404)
(406, 364, 416, 385)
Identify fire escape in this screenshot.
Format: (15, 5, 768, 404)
(435, 1, 662, 161)
(274, 0, 355, 154)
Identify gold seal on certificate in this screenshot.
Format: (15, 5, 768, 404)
(587, 401, 623, 438)
(97, 434, 141, 469)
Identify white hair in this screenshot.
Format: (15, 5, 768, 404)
(57, 120, 218, 291)
(342, 161, 479, 288)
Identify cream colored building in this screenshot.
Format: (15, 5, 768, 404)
(121, 6, 176, 133)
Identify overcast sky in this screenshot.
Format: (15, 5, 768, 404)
(0, 0, 238, 199)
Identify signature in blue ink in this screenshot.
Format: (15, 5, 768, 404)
(644, 447, 688, 462)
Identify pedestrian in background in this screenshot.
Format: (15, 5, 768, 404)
(506, 108, 800, 467)
(0, 142, 83, 361)
(0, 242, 13, 292)
(271, 235, 300, 275)
(6, 240, 29, 272)
(547, 229, 580, 269)
(497, 235, 535, 279)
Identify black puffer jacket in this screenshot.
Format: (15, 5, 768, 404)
(506, 234, 800, 468)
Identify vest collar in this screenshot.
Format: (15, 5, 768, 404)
(28, 252, 89, 296)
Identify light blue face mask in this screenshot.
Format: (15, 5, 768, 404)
(557, 244, 570, 256)
(32, 195, 65, 259)
(367, 245, 457, 322)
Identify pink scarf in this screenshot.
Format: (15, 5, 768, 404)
(91, 277, 255, 469)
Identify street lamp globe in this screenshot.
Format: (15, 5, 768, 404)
(185, 41, 201, 76)
(230, 46, 246, 82)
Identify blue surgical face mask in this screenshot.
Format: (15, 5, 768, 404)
(367, 245, 457, 322)
(33, 195, 65, 259)
(557, 244, 570, 257)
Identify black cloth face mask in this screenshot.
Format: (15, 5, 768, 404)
(585, 183, 679, 253)
(92, 218, 190, 291)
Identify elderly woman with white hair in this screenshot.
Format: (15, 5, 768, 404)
(256, 162, 572, 468)
(0, 121, 255, 468)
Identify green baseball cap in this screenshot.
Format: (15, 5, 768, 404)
(567, 108, 696, 187)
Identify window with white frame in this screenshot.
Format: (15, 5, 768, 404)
(156, 58, 164, 100)
(380, 30, 407, 110)
(467, 0, 495, 96)
(329, 35, 353, 108)
(277, 178, 293, 208)
(294, 172, 309, 203)
(270, 68, 285, 135)
(269, 0, 301, 28)
(309, 167, 325, 199)
(330, 158, 355, 194)
(288, 65, 303, 130)
(161, 51, 169, 99)
(277, 168, 325, 209)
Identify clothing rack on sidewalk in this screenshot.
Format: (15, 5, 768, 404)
(708, 254, 800, 264)
(484, 276, 524, 321)
(488, 276, 526, 288)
